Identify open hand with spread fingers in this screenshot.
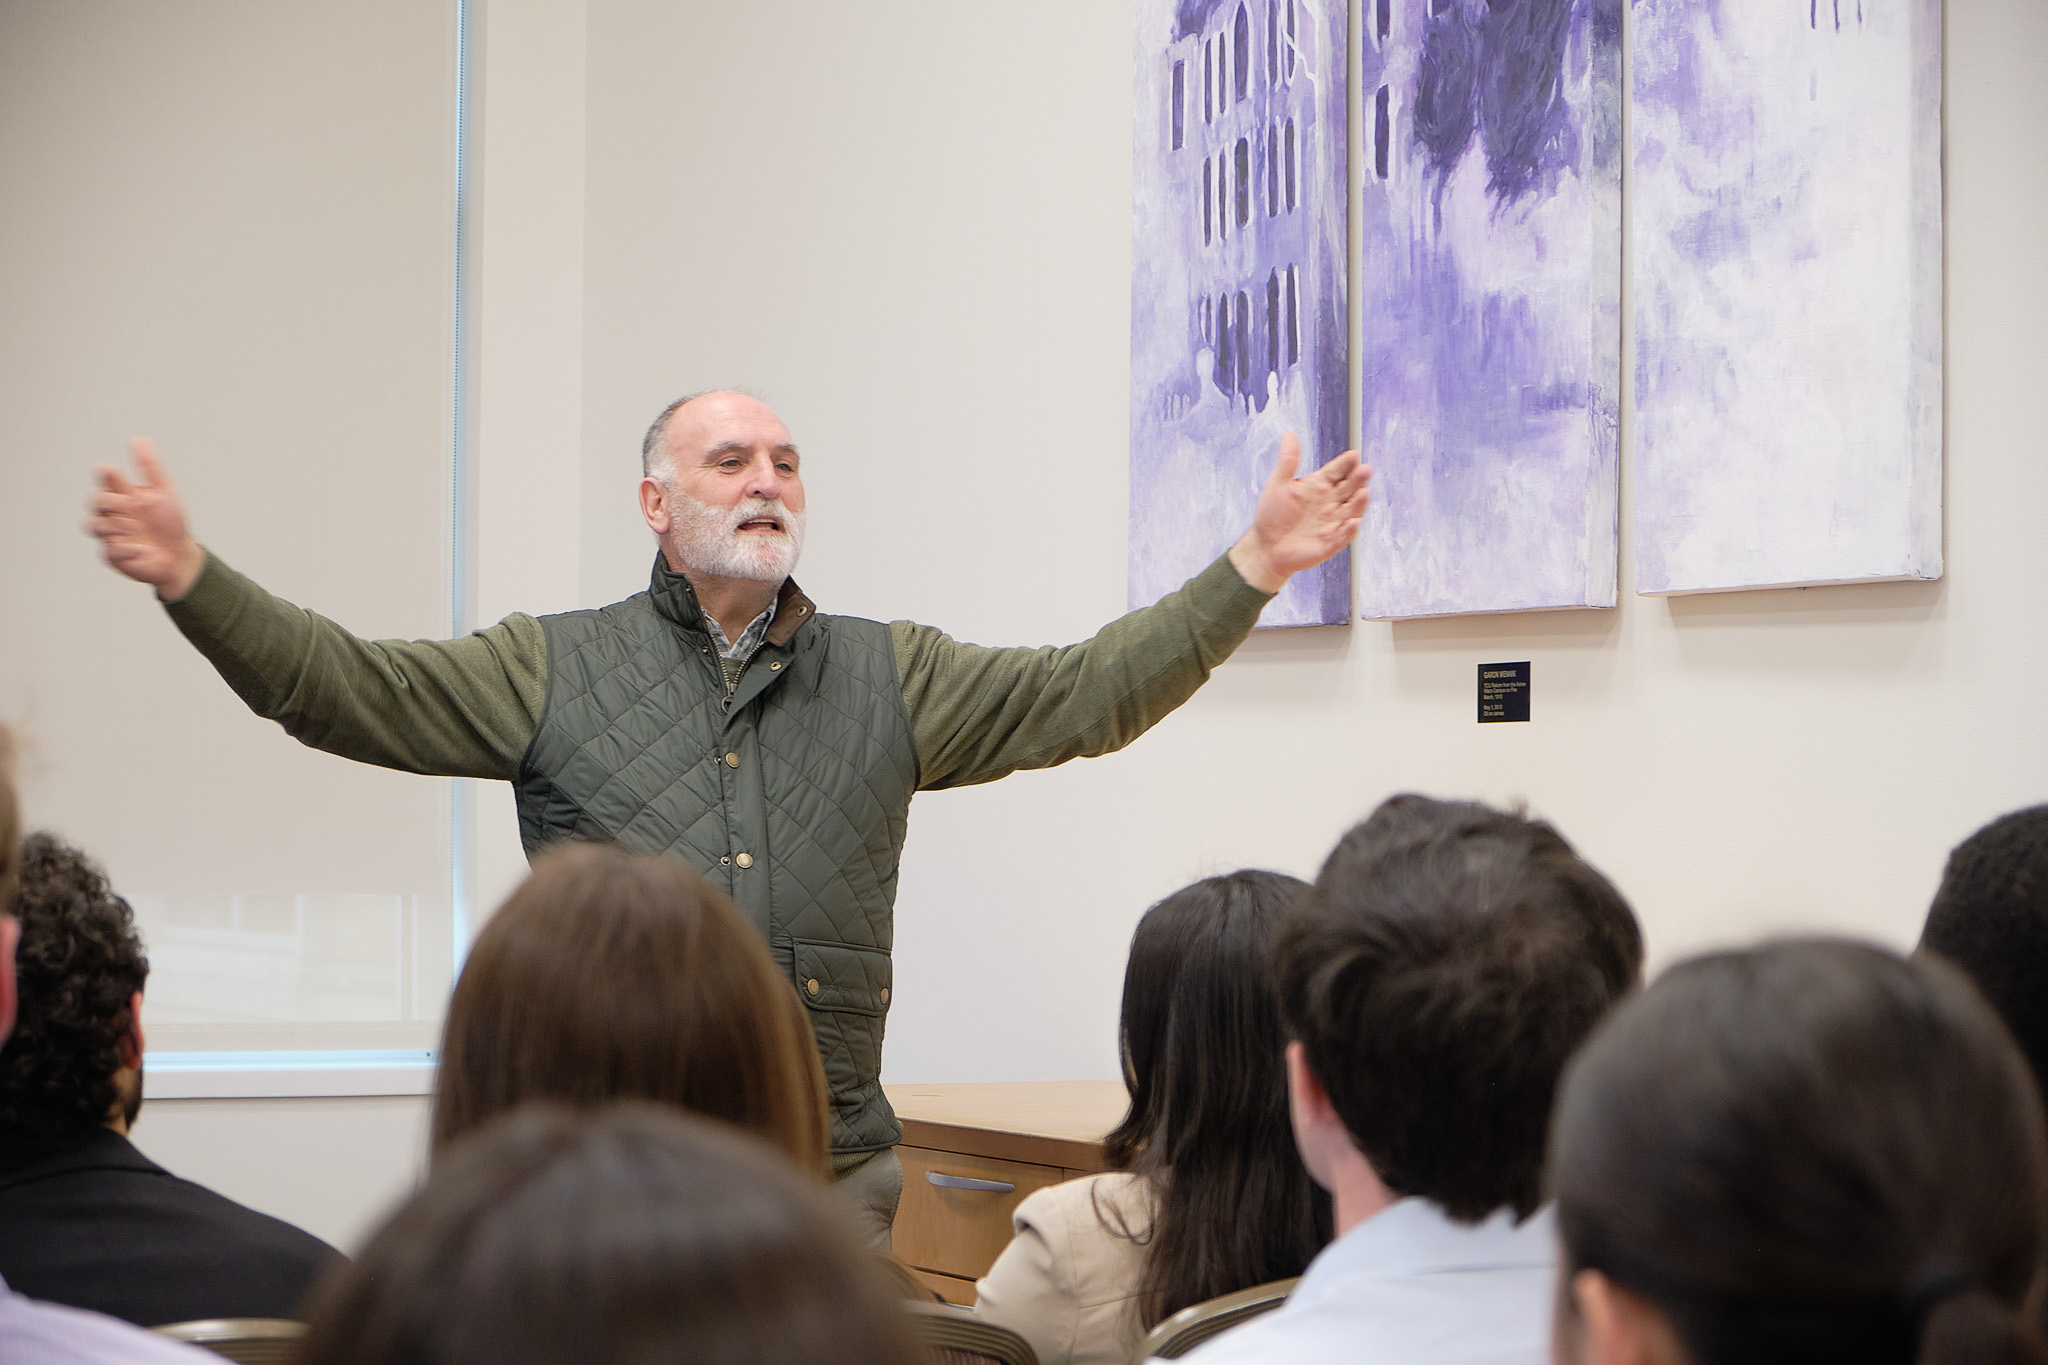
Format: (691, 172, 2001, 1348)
(85, 438, 207, 602)
(1227, 433, 1373, 593)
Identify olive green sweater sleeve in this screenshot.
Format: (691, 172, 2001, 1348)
(162, 551, 549, 781)
(891, 553, 1275, 791)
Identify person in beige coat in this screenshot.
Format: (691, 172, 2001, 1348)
(975, 873, 1330, 1365)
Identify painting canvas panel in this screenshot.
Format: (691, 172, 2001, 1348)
(1632, 0, 1943, 595)
(1352, 0, 1622, 620)
(1129, 0, 1349, 627)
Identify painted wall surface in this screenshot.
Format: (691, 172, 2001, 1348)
(1355, 0, 1621, 618)
(129, 1096, 429, 1256)
(578, 0, 2046, 1093)
(1129, 0, 1350, 627)
(13, 0, 2044, 1236)
(1632, 0, 1943, 594)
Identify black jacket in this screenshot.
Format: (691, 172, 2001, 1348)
(0, 1127, 342, 1328)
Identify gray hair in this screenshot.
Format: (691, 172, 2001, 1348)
(639, 388, 764, 483)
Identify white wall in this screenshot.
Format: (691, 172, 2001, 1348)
(129, 1097, 430, 1255)
(577, 0, 2048, 1090)
(15, 0, 2048, 1243)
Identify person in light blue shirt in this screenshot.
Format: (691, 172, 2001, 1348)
(1174, 795, 1643, 1365)
(0, 1279, 212, 1365)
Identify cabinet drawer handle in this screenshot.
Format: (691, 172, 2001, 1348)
(924, 1171, 1016, 1193)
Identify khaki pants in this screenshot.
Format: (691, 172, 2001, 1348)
(832, 1146, 904, 1252)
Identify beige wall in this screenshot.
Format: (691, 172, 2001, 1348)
(578, 0, 2048, 1091)
(0, 0, 462, 1054)
(8, 0, 2048, 1246)
(129, 1097, 430, 1255)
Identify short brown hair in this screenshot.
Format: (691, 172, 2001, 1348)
(431, 843, 829, 1176)
(1275, 794, 1642, 1221)
(299, 1104, 920, 1365)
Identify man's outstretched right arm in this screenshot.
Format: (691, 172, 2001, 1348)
(88, 440, 545, 781)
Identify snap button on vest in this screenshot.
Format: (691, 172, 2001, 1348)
(724, 751, 739, 767)
(735, 852, 754, 869)
(806, 978, 820, 996)
(880, 987, 890, 1004)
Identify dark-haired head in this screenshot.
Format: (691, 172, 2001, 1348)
(1551, 939, 2048, 1365)
(298, 1103, 920, 1365)
(432, 842, 829, 1176)
(0, 832, 149, 1170)
(1103, 870, 1331, 1325)
(1274, 794, 1641, 1222)
(1921, 805, 2048, 1118)
(0, 727, 19, 1050)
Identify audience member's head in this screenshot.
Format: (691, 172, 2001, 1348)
(0, 725, 19, 908)
(299, 1103, 920, 1365)
(0, 726, 18, 1049)
(1102, 870, 1331, 1325)
(1551, 939, 2048, 1365)
(432, 842, 829, 1175)
(1920, 804, 2048, 1108)
(0, 833, 149, 1170)
(1274, 794, 1641, 1225)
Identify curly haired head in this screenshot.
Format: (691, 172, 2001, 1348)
(0, 833, 149, 1169)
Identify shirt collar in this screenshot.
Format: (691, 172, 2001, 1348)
(1295, 1199, 1557, 1298)
(646, 553, 819, 649)
(704, 599, 777, 661)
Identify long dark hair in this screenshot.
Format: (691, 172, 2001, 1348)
(1102, 870, 1331, 1328)
(1552, 939, 2048, 1365)
(432, 842, 829, 1176)
(298, 1104, 920, 1365)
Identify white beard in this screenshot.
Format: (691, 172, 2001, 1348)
(670, 489, 806, 583)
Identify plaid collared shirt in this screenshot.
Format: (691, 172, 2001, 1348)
(704, 600, 777, 662)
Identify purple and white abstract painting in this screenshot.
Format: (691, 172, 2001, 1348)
(1632, 0, 1943, 595)
(1354, 0, 1622, 620)
(1129, 0, 1349, 627)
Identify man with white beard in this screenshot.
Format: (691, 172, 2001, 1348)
(85, 389, 1371, 1245)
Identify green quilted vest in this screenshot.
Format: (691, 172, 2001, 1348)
(513, 555, 919, 1160)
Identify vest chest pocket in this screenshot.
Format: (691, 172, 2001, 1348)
(792, 939, 892, 1017)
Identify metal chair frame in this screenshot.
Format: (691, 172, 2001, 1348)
(154, 1318, 307, 1365)
(904, 1298, 1041, 1365)
(1127, 1276, 1298, 1361)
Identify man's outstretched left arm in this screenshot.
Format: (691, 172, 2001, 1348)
(895, 436, 1369, 790)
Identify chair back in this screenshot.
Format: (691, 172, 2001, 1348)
(1128, 1277, 1298, 1361)
(904, 1299, 1039, 1365)
(877, 1252, 947, 1302)
(153, 1318, 306, 1365)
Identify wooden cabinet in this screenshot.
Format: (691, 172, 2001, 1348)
(884, 1081, 1130, 1307)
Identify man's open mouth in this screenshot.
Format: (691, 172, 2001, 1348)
(737, 517, 783, 533)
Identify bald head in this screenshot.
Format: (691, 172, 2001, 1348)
(642, 390, 782, 485)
